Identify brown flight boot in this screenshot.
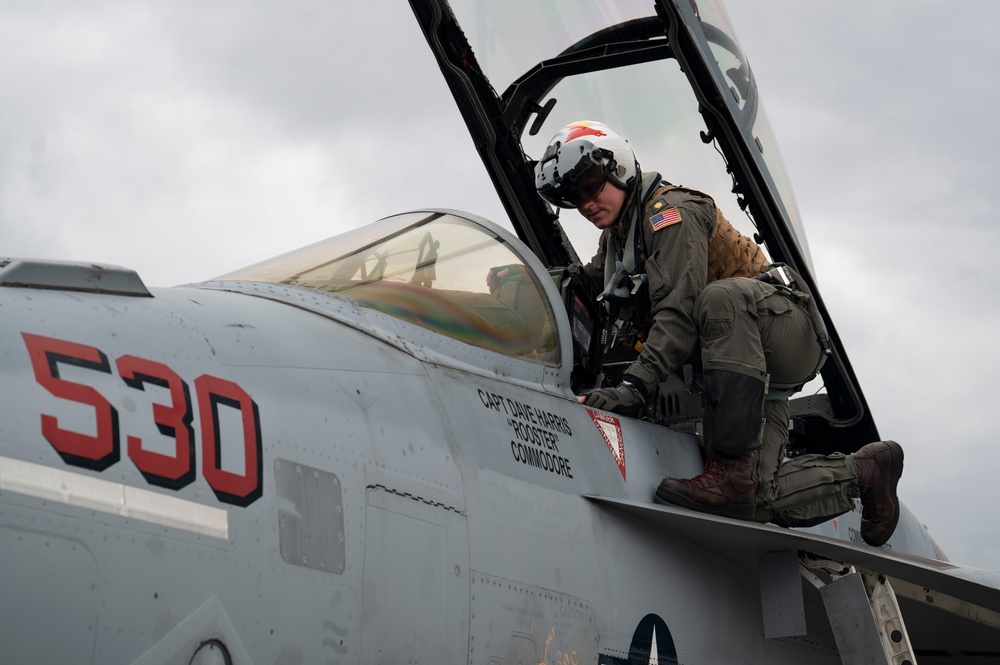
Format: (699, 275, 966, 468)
(853, 440, 904, 547)
(655, 452, 756, 519)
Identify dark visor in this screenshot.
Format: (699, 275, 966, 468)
(537, 155, 607, 208)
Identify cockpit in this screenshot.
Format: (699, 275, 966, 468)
(211, 208, 706, 428)
(215, 211, 568, 368)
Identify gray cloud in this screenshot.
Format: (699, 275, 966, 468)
(0, 0, 500, 284)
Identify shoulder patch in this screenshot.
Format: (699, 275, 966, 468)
(649, 207, 682, 232)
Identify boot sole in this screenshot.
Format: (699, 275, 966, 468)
(863, 440, 904, 547)
(654, 485, 756, 520)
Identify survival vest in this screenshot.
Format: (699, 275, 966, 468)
(705, 205, 769, 281)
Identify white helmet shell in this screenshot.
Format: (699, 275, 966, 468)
(534, 121, 638, 208)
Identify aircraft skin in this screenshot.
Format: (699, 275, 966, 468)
(0, 237, 766, 663)
(3, 0, 1000, 664)
(2, 214, 994, 664)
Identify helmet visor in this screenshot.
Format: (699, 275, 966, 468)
(537, 155, 607, 208)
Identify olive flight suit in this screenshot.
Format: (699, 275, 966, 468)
(584, 180, 860, 526)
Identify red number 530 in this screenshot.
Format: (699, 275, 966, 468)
(21, 332, 262, 507)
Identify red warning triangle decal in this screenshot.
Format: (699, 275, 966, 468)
(587, 409, 626, 480)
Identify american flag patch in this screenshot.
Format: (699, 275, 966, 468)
(649, 207, 681, 231)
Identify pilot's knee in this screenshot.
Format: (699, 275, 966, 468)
(696, 280, 741, 339)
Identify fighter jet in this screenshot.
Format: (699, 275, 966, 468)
(2, 1, 999, 663)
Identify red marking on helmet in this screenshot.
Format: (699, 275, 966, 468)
(566, 124, 607, 142)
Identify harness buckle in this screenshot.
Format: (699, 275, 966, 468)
(759, 265, 795, 289)
(597, 260, 647, 304)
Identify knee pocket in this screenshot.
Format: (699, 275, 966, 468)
(696, 296, 733, 340)
(700, 313, 733, 340)
(696, 280, 750, 340)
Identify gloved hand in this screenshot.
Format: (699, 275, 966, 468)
(578, 381, 645, 415)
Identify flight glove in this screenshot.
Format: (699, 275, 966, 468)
(579, 381, 645, 415)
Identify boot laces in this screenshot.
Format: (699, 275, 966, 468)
(690, 454, 728, 487)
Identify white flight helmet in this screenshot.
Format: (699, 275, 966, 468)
(534, 121, 638, 208)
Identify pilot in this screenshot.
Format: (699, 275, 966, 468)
(534, 120, 904, 546)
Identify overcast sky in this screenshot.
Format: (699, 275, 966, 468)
(2, 1, 998, 573)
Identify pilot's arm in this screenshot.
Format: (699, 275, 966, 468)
(580, 190, 715, 412)
(622, 190, 714, 396)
